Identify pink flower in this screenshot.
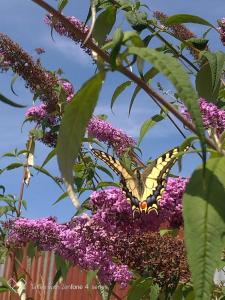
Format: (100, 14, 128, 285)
(44, 15, 91, 55)
(218, 18, 225, 46)
(59, 79, 75, 102)
(180, 98, 225, 134)
(87, 117, 136, 155)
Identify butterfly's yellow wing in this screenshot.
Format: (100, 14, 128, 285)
(140, 147, 181, 213)
(92, 149, 140, 205)
(92, 146, 189, 214)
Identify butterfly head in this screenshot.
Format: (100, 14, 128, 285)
(139, 200, 148, 213)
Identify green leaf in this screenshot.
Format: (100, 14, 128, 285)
(96, 165, 114, 180)
(74, 197, 90, 216)
(41, 149, 56, 168)
(32, 165, 63, 190)
(52, 269, 62, 286)
(129, 67, 159, 114)
(57, 72, 105, 186)
(96, 281, 115, 300)
(27, 241, 37, 263)
(185, 38, 209, 51)
(57, 0, 68, 12)
(138, 114, 165, 145)
(172, 284, 184, 300)
(0, 185, 5, 195)
(125, 10, 148, 31)
(2, 152, 16, 158)
(5, 163, 23, 171)
(0, 206, 14, 216)
(196, 63, 214, 102)
(111, 81, 131, 109)
(0, 93, 26, 108)
(22, 200, 27, 210)
(160, 228, 178, 237)
(183, 157, 225, 300)
(129, 47, 206, 160)
(87, 270, 98, 290)
(97, 181, 120, 189)
(128, 277, 153, 300)
(0, 277, 16, 293)
(110, 28, 124, 69)
(10, 75, 19, 96)
(93, 7, 117, 46)
(53, 192, 68, 206)
(165, 14, 216, 30)
(149, 284, 160, 300)
(196, 52, 225, 102)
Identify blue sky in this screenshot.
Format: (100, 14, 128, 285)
(0, 0, 224, 221)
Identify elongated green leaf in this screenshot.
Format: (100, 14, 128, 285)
(129, 67, 159, 114)
(196, 52, 225, 102)
(97, 181, 120, 189)
(171, 284, 184, 300)
(185, 38, 209, 51)
(138, 114, 165, 145)
(0, 93, 26, 108)
(128, 277, 153, 300)
(74, 197, 90, 216)
(110, 28, 124, 69)
(206, 52, 224, 99)
(0, 185, 5, 194)
(57, 0, 68, 12)
(129, 47, 206, 159)
(125, 10, 148, 31)
(96, 165, 114, 180)
(52, 270, 62, 286)
(92, 7, 117, 46)
(111, 81, 131, 109)
(0, 206, 14, 216)
(10, 75, 19, 96)
(27, 241, 37, 263)
(53, 192, 68, 206)
(6, 163, 23, 170)
(183, 157, 225, 300)
(41, 149, 56, 168)
(87, 270, 98, 290)
(196, 63, 213, 102)
(149, 284, 160, 300)
(32, 165, 63, 190)
(165, 14, 216, 29)
(57, 72, 105, 185)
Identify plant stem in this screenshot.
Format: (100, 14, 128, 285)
(31, 0, 217, 151)
(17, 135, 34, 217)
(147, 26, 199, 72)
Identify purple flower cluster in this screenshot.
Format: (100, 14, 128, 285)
(6, 216, 62, 251)
(159, 177, 189, 227)
(59, 79, 75, 102)
(25, 103, 56, 124)
(218, 18, 225, 46)
(24, 78, 75, 147)
(6, 177, 188, 287)
(44, 15, 91, 56)
(181, 98, 225, 134)
(153, 11, 199, 59)
(87, 117, 136, 156)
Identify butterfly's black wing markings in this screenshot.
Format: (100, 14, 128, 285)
(141, 146, 190, 212)
(92, 146, 189, 214)
(92, 149, 140, 210)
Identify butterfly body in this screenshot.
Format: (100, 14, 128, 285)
(92, 146, 188, 213)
